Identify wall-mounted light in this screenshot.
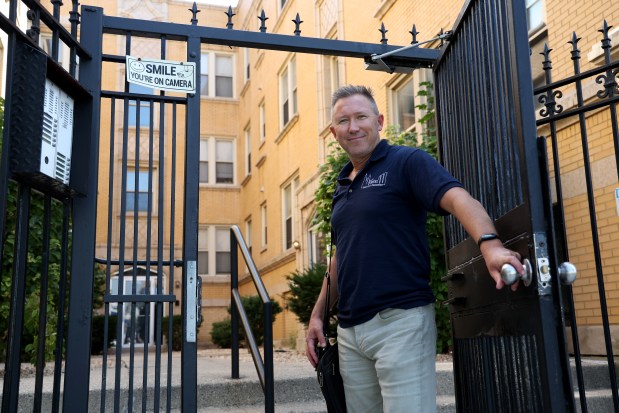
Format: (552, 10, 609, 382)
(292, 240, 301, 250)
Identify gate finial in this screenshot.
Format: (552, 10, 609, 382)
(292, 13, 303, 36)
(379, 23, 388, 45)
(189, 2, 200, 26)
(568, 32, 581, 62)
(258, 9, 269, 33)
(409, 25, 419, 44)
(541, 43, 552, 72)
(226, 6, 235, 29)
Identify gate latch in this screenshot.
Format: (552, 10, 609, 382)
(186, 261, 197, 343)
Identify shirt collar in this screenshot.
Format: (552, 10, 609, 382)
(336, 139, 389, 184)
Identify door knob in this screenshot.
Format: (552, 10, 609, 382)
(558, 262, 577, 284)
(500, 258, 533, 287)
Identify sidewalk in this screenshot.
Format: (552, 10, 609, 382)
(1, 348, 455, 412)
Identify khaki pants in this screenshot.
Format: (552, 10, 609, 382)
(337, 304, 437, 413)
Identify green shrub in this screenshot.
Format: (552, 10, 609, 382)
(91, 315, 117, 355)
(161, 315, 183, 351)
(286, 263, 327, 326)
(211, 318, 235, 348)
(209, 295, 282, 348)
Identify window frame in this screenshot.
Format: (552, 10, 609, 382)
(279, 56, 298, 130)
(526, 0, 545, 34)
(259, 101, 266, 143)
(125, 167, 154, 214)
(281, 177, 298, 251)
(199, 137, 236, 186)
(200, 50, 236, 99)
(197, 226, 233, 277)
(244, 125, 251, 176)
(261, 203, 268, 249)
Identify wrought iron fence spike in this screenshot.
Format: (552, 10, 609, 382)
(409, 24, 419, 44)
(379, 22, 388, 45)
(541, 43, 552, 71)
(258, 9, 268, 33)
(189, 2, 200, 26)
(568, 32, 581, 61)
(225, 6, 235, 29)
(292, 13, 303, 36)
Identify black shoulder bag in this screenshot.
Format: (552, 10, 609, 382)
(316, 238, 347, 412)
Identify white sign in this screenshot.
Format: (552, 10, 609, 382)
(126, 56, 196, 93)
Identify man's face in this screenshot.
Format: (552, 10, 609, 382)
(330, 94, 384, 162)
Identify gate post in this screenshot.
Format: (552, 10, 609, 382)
(62, 6, 103, 411)
(181, 34, 201, 413)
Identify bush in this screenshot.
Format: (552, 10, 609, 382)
(209, 295, 282, 348)
(211, 318, 234, 348)
(286, 263, 327, 326)
(161, 315, 183, 351)
(91, 315, 117, 355)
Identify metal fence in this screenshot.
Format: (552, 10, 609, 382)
(534, 22, 619, 412)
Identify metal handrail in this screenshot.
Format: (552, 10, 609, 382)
(229, 225, 274, 413)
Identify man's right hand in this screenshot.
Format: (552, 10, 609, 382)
(305, 317, 326, 368)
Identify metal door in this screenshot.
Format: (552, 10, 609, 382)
(435, 0, 574, 411)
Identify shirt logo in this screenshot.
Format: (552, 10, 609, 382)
(361, 172, 388, 189)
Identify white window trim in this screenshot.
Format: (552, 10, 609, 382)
(198, 225, 233, 277)
(279, 56, 298, 130)
(281, 177, 298, 251)
(199, 137, 237, 186)
(244, 125, 251, 176)
(389, 69, 432, 133)
(259, 101, 266, 144)
(526, 0, 546, 34)
(261, 203, 268, 249)
(200, 50, 236, 99)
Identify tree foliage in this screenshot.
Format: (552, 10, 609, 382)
(286, 263, 327, 326)
(311, 82, 451, 353)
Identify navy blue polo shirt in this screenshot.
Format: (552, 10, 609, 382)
(331, 139, 462, 328)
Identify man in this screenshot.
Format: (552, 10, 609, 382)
(306, 85, 524, 412)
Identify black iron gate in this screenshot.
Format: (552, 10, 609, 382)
(435, 0, 575, 411)
(0, 2, 439, 412)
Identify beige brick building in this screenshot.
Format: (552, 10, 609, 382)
(87, 0, 618, 355)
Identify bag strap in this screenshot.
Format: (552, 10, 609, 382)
(322, 234, 334, 339)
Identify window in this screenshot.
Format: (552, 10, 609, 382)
(40, 34, 64, 65)
(216, 140, 234, 183)
(244, 126, 251, 176)
(323, 55, 339, 125)
(394, 78, 416, 131)
(526, 0, 544, 33)
(128, 83, 152, 127)
(198, 228, 209, 275)
(200, 51, 235, 98)
(259, 102, 266, 143)
(244, 48, 250, 82)
(281, 178, 298, 250)
(198, 226, 233, 276)
(216, 228, 231, 274)
(280, 57, 297, 129)
(307, 225, 326, 267)
(279, 0, 288, 11)
(261, 203, 268, 248)
(199, 139, 209, 183)
(126, 169, 150, 212)
(199, 138, 235, 185)
(246, 219, 253, 256)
